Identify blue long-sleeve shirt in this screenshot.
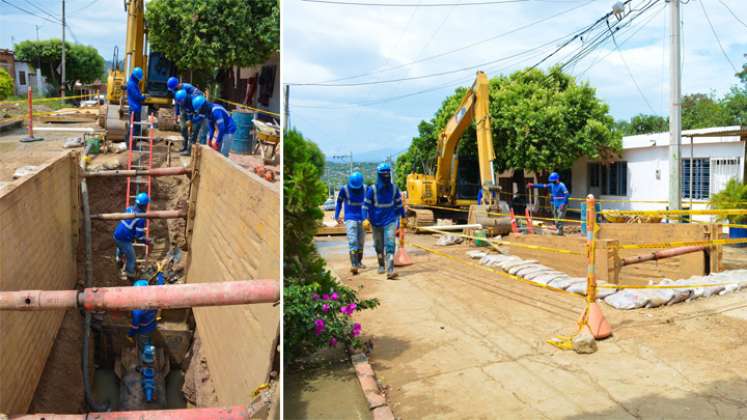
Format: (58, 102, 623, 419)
(205, 102, 237, 146)
(113, 206, 147, 242)
(174, 83, 202, 117)
(335, 184, 367, 221)
(533, 182, 569, 209)
(363, 182, 405, 227)
(126, 75, 145, 114)
(128, 307, 157, 336)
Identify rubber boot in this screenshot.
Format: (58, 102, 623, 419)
(357, 251, 367, 269)
(377, 253, 385, 274)
(386, 253, 398, 279)
(349, 252, 359, 275)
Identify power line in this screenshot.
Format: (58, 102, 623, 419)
(72, 0, 101, 13)
(22, 0, 62, 22)
(302, 0, 532, 6)
(699, 0, 737, 73)
(0, 0, 61, 24)
(717, 0, 747, 29)
(611, 30, 656, 114)
(298, 0, 596, 84)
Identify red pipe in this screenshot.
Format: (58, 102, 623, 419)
(621, 245, 707, 267)
(0, 281, 279, 311)
(11, 405, 255, 420)
(90, 209, 186, 220)
(83, 166, 191, 178)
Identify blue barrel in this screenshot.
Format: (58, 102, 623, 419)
(729, 227, 747, 248)
(231, 111, 254, 154)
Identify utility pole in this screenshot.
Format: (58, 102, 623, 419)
(667, 0, 681, 212)
(60, 0, 66, 98)
(349, 151, 353, 175)
(35, 25, 44, 95)
(283, 85, 289, 132)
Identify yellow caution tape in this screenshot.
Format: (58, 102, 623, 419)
(214, 97, 281, 117)
(0, 94, 90, 105)
(413, 204, 581, 224)
(602, 209, 747, 216)
(419, 226, 583, 255)
(615, 237, 747, 250)
(599, 282, 741, 289)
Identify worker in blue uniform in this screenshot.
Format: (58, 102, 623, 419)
(363, 163, 405, 279)
(169, 77, 206, 155)
(114, 192, 151, 281)
(335, 171, 368, 275)
(192, 95, 237, 158)
(126, 67, 146, 144)
(127, 279, 160, 350)
(528, 172, 569, 235)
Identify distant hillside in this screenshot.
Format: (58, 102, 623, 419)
(326, 148, 405, 163)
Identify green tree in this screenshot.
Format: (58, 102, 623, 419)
(681, 93, 732, 129)
(722, 85, 747, 126)
(14, 39, 104, 92)
(146, 0, 279, 75)
(396, 67, 621, 188)
(284, 129, 378, 363)
(626, 114, 668, 135)
(0, 68, 13, 100)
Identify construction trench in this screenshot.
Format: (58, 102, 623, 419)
(0, 139, 280, 417)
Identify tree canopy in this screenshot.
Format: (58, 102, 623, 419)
(146, 0, 279, 74)
(14, 39, 104, 91)
(615, 114, 668, 135)
(0, 68, 13, 100)
(396, 67, 621, 188)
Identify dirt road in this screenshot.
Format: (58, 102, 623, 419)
(318, 233, 747, 419)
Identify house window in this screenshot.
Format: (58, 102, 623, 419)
(18, 71, 26, 85)
(681, 158, 710, 199)
(588, 162, 627, 196)
(710, 158, 741, 195)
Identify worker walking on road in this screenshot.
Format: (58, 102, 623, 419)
(126, 67, 147, 144)
(168, 77, 204, 156)
(528, 172, 569, 235)
(114, 192, 151, 282)
(336, 171, 368, 275)
(192, 95, 237, 158)
(364, 163, 405, 279)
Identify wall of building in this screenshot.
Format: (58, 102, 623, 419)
(0, 151, 80, 414)
(14, 62, 31, 95)
(185, 146, 280, 407)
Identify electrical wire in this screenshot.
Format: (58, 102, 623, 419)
(72, 0, 101, 13)
(611, 28, 656, 114)
(302, 0, 534, 6)
(295, 0, 597, 84)
(0, 0, 61, 24)
(717, 0, 747, 29)
(699, 0, 738, 73)
(22, 0, 62, 23)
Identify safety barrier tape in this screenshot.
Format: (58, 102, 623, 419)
(601, 209, 747, 216)
(413, 204, 581, 224)
(0, 94, 90, 105)
(614, 237, 747, 250)
(419, 226, 583, 255)
(213, 97, 281, 118)
(598, 282, 742, 289)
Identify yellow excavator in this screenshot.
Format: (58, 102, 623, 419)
(406, 71, 511, 233)
(102, 0, 177, 139)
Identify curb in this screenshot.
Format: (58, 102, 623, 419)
(350, 352, 395, 420)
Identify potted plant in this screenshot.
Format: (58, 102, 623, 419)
(708, 179, 747, 247)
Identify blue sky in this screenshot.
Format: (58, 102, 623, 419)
(1, 0, 125, 60)
(283, 0, 747, 157)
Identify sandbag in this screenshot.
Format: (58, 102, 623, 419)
(515, 265, 551, 278)
(659, 279, 691, 305)
(435, 235, 463, 246)
(604, 290, 650, 310)
(501, 259, 536, 271)
(467, 250, 488, 259)
(641, 289, 675, 308)
(548, 276, 575, 290)
(533, 273, 565, 286)
(524, 270, 561, 281)
(508, 262, 541, 275)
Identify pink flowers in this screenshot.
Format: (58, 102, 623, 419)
(331, 292, 339, 301)
(314, 319, 325, 335)
(312, 293, 320, 301)
(322, 303, 330, 313)
(340, 303, 357, 316)
(351, 323, 362, 337)
(328, 337, 338, 347)
(322, 293, 330, 300)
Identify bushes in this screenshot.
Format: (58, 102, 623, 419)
(283, 129, 378, 364)
(0, 68, 13, 100)
(709, 179, 747, 224)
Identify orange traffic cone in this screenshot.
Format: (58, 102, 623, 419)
(394, 224, 413, 267)
(584, 302, 612, 339)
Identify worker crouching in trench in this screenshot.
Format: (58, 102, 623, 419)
(364, 163, 405, 279)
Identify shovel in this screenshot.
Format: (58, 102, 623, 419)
(394, 199, 413, 267)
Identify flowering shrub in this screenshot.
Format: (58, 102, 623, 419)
(284, 283, 378, 363)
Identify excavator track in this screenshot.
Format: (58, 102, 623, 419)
(407, 208, 435, 229)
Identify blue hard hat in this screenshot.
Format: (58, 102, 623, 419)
(192, 95, 206, 112)
(549, 172, 560, 182)
(174, 89, 187, 104)
(167, 76, 179, 92)
(134, 280, 149, 287)
(349, 171, 364, 189)
(135, 192, 149, 206)
(132, 67, 144, 81)
(377, 162, 391, 173)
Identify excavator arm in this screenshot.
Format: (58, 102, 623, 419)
(434, 71, 498, 205)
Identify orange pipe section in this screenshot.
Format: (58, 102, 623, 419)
(11, 405, 255, 420)
(621, 245, 707, 266)
(0, 281, 279, 311)
(84, 166, 191, 178)
(90, 210, 186, 220)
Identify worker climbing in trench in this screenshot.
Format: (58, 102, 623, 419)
(168, 77, 205, 156)
(364, 162, 405, 279)
(114, 192, 151, 282)
(126, 67, 147, 144)
(528, 172, 569, 235)
(192, 95, 237, 158)
(336, 171, 367, 275)
(127, 277, 164, 403)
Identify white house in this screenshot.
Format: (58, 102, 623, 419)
(568, 126, 746, 220)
